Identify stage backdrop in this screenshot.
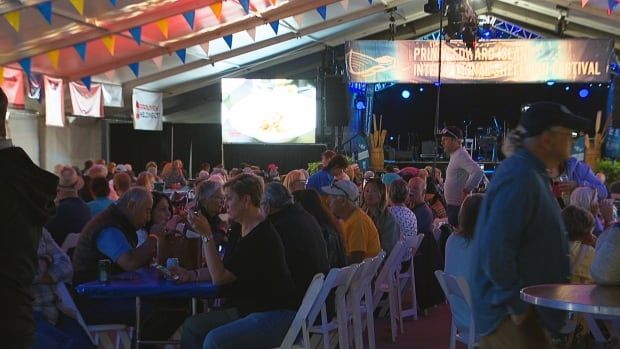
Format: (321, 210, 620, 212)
(346, 39, 614, 84)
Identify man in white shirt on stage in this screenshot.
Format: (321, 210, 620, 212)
(440, 126, 484, 227)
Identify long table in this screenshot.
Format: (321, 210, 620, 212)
(77, 268, 218, 348)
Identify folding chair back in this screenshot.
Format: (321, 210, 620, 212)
(434, 270, 478, 349)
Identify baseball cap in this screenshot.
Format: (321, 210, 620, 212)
(520, 102, 590, 137)
(438, 126, 463, 139)
(115, 164, 128, 173)
(321, 180, 359, 202)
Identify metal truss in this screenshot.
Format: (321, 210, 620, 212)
(420, 15, 543, 40)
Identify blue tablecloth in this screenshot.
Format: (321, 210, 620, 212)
(76, 268, 218, 299)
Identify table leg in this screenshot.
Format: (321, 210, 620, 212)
(136, 296, 141, 349)
(192, 297, 198, 315)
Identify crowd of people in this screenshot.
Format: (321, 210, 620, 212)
(3, 82, 620, 349)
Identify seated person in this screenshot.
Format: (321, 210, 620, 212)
(388, 179, 418, 239)
(407, 177, 434, 235)
(180, 174, 298, 349)
(32, 229, 93, 349)
(87, 177, 114, 217)
(323, 180, 381, 264)
(591, 221, 620, 285)
(72, 187, 183, 344)
(361, 178, 400, 255)
(444, 194, 484, 331)
(561, 205, 596, 283)
(45, 166, 91, 247)
(425, 176, 448, 219)
(161, 160, 187, 188)
(262, 182, 330, 302)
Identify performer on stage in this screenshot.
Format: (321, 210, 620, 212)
(440, 126, 484, 227)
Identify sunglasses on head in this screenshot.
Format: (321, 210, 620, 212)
(441, 128, 459, 139)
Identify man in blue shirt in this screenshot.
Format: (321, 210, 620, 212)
(469, 102, 590, 348)
(306, 150, 336, 194)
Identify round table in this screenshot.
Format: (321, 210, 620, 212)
(520, 284, 620, 317)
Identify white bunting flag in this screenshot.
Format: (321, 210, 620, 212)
(102, 83, 123, 107)
(44, 75, 65, 127)
(69, 81, 103, 117)
(132, 89, 163, 131)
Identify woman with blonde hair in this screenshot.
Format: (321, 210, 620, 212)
(282, 170, 307, 193)
(136, 171, 155, 192)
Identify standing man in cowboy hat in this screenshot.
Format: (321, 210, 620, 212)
(45, 166, 92, 249)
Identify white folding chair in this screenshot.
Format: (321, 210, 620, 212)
(396, 234, 425, 330)
(348, 252, 386, 349)
(277, 273, 325, 349)
(434, 270, 479, 349)
(56, 283, 133, 349)
(307, 264, 359, 349)
(60, 232, 81, 253)
(373, 240, 407, 342)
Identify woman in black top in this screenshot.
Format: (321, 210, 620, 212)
(180, 174, 298, 349)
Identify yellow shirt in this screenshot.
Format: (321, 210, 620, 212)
(342, 208, 381, 258)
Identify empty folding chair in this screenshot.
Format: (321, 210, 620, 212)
(307, 264, 359, 349)
(348, 252, 386, 349)
(277, 273, 325, 349)
(396, 234, 425, 330)
(373, 240, 407, 342)
(434, 270, 479, 349)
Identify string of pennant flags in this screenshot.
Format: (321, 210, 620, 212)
(1, 0, 372, 87)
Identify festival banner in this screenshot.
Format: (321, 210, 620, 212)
(69, 81, 103, 117)
(102, 83, 123, 107)
(44, 75, 65, 127)
(346, 39, 614, 84)
(132, 89, 163, 131)
(28, 73, 43, 102)
(1, 67, 25, 108)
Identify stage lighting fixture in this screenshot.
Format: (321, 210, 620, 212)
(565, 86, 570, 91)
(424, 0, 440, 14)
(401, 89, 411, 99)
(579, 88, 590, 98)
(521, 104, 531, 112)
(546, 81, 555, 86)
(445, 0, 479, 49)
(556, 6, 568, 37)
(419, 87, 424, 92)
(481, 23, 493, 38)
(354, 95, 366, 110)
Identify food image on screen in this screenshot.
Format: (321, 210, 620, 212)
(222, 79, 316, 144)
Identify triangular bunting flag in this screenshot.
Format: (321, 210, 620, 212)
(368, 0, 373, 3)
(48, 50, 60, 69)
(152, 56, 163, 69)
(104, 70, 116, 81)
(317, 6, 327, 20)
(269, 20, 279, 34)
(129, 63, 140, 77)
(607, 0, 619, 14)
(156, 19, 169, 38)
(36, 1, 53, 24)
(129, 27, 142, 45)
(246, 27, 256, 41)
(581, 0, 589, 7)
(74, 42, 87, 61)
(210, 1, 223, 19)
(69, 0, 84, 15)
(200, 43, 210, 56)
(340, 0, 349, 11)
(102, 35, 116, 55)
(81, 76, 91, 90)
(183, 10, 195, 29)
(293, 14, 303, 27)
(239, 0, 250, 14)
(223, 34, 233, 49)
(109, 0, 117, 5)
(176, 49, 186, 63)
(4, 11, 20, 32)
(269, 0, 276, 4)
(0, 67, 4, 85)
(19, 58, 31, 76)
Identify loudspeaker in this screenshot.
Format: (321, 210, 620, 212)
(325, 76, 350, 127)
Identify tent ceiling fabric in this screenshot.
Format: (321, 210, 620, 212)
(1, 0, 618, 101)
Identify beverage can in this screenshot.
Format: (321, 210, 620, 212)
(98, 259, 111, 283)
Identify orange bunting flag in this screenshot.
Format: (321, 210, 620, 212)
(210, 1, 223, 19)
(69, 0, 84, 15)
(102, 35, 116, 55)
(4, 11, 20, 32)
(156, 19, 169, 38)
(47, 50, 60, 69)
(269, 0, 277, 5)
(0, 66, 4, 85)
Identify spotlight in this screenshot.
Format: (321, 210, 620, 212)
(401, 89, 411, 99)
(579, 88, 590, 98)
(354, 95, 366, 110)
(565, 86, 570, 91)
(546, 81, 555, 86)
(389, 136, 395, 141)
(481, 23, 493, 38)
(419, 87, 424, 92)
